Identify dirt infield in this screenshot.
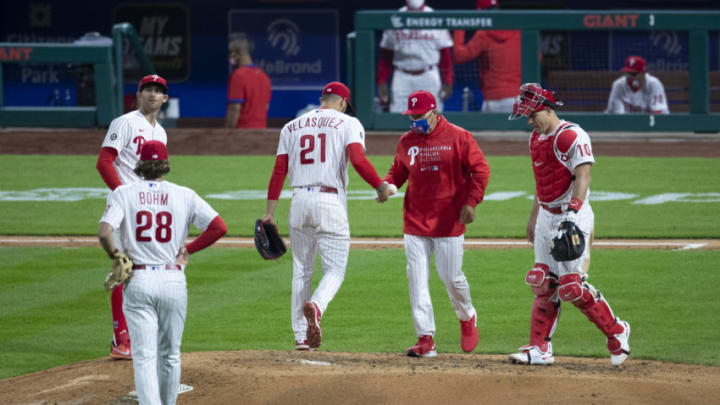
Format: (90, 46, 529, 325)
(2, 127, 719, 404)
(1, 127, 718, 157)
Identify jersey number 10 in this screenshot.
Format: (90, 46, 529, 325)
(300, 133, 326, 164)
(136, 210, 173, 243)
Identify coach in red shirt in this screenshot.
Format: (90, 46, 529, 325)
(225, 35, 272, 128)
(381, 90, 490, 358)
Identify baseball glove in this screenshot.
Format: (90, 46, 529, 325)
(104, 252, 134, 291)
(254, 219, 287, 260)
(550, 221, 586, 262)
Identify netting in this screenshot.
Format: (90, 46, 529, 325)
(374, 28, 710, 113)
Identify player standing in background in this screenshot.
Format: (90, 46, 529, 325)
(606, 55, 669, 114)
(99, 141, 227, 405)
(452, 0, 521, 113)
(96, 74, 170, 360)
(377, 0, 454, 113)
(261, 82, 395, 350)
(225, 33, 272, 129)
(507, 83, 631, 366)
(380, 90, 490, 357)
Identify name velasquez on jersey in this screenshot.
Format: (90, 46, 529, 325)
(100, 180, 218, 265)
(101, 110, 168, 185)
(278, 108, 365, 191)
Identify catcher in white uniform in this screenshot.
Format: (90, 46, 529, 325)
(97, 74, 170, 360)
(508, 83, 631, 366)
(377, 0, 454, 113)
(262, 81, 394, 350)
(99, 141, 227, 405)
(606, 55, 669, 114)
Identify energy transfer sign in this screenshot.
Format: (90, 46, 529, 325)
(228, 9, 339, 90)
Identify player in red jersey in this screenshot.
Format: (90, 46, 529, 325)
(380, 90, 491, 357)
(225, 34, 272, 129)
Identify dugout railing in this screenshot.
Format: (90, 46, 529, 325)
(0, 23, 154, 128)
(350, 10, 720, 132)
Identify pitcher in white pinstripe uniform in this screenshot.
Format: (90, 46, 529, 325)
(381, 90, 491, 357)
(99, 141, 227, 404)
(262, 82, 394, 350)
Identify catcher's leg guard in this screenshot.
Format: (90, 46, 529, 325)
(525, 264, 560, 352)
(558, 274, 624, 338)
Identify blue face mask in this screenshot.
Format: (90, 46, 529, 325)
(410, 118, 431, 134)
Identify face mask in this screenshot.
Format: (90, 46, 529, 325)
(407, 0, 424, 10)
(410, 117, 431, 134)
(626, 77, 641, 92)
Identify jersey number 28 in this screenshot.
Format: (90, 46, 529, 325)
(136, 211, 172, 243)
(300, 133, 326, 164)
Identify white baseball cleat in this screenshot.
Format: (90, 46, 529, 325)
(508, 343, 555, 365)
(609, 320, 631, 366)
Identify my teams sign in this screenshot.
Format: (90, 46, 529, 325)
(113, 3, 191, 81)
(229, 10, 339, 90)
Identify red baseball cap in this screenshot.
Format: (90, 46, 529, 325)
(138, 74, 169, 93)
(140, 140, 168, 161)
(476, 0, 498, 9)
(621, 56, 647, 73)
(322, 81, 353, 111)
(403, 90, 437, 115)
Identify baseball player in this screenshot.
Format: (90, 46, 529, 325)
(225, 33, 272, 128)
(380, 90, 491, 357)
(96, 74, 170, 360)
(261, 81, 394, 350)
(507, 83, 631, 366)
(99, 141, 227, 405)
(377, 0, 454, 113)
(606, 55, 669, 114)
(452, 0, 521, 113)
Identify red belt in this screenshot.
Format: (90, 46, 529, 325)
(541, 204, 563, 214)
(398, 66, 433, 75)
(304, 186, 338, 194)
(132, 264, 182, 271)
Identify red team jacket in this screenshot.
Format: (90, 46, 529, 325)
(384, 116, 490, 237)
(452, 30, 521, 101)
(228, 65, 272, 128)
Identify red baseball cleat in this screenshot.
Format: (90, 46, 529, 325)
(110, 341, 132, 360)
(303, 301, 322, 349)
(407, 335, 437, 357)
(460, 314, 479, 353)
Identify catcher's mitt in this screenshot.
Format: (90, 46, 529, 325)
(254, 219, 287, 260)
(104, 252, 134, 291)
(550, 221, 586, 262)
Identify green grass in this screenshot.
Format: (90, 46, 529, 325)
(1, 246, 718, 378)
(0, 154, 718, 237)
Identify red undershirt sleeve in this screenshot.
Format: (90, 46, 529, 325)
(347, 143, 383, 189)
(439, 47, 454, 86)
(377, 49, 394, 85)
(96, 147, 122, 190)
(186, 216, 228, 254)
(267, 154, 288, 200)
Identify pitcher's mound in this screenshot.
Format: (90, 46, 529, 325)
(3, 350, 719, 404)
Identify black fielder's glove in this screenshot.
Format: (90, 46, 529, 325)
(254, 219, 287, 260)
(550, 220, 586, 262)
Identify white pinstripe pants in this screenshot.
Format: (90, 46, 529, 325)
(535, 202, 594, 277)
(404, 234, 476, 337)
(289, 188, 350, 342)
(123, 269, 187, 405)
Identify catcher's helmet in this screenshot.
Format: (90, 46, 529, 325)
(508, 83, 561, 120)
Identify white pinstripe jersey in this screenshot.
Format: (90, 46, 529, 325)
(277, 108, 365, 191)
(100, 180, 218, 265)
(101, 111, 168, 185)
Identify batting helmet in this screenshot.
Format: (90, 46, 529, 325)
(508, 83, 561, 120)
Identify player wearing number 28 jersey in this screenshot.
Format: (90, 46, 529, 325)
(99, 141, 227, 405)
(262, 82, 393, 351)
